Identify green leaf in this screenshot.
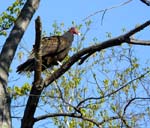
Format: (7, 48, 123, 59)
(112, 80, 118, 88)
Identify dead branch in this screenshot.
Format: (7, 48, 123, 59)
(33, 16, 42, 87)
(21, 16, 43, 128)
(83, 0, 132, 21)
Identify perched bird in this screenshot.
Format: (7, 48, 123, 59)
(17, 27, 80, 73)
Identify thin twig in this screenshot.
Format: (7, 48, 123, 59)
(83, 0, 132, 21)
(123, 97, 150, 115)
(76, 71, 150, 108)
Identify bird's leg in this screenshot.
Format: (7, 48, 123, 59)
(57, 61, 62, 66)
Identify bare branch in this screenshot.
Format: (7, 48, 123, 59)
(140, 0, 150, 6)
(83, 0, 132, 21)
(34, 113, 102, 128)
(55, 82, 81, 113)
(33, 16, 42, 88)
(126, 38, 150, 45)
(76, 71, 150, 108)
(21, 16, 43, 128)
(78, 52, 92, 65)
(20, 20, 150, 127)
(44, 20, 150, 87)
(123, 97, 150, 116)
(124, 21, 150, 37)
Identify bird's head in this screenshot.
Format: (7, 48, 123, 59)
(69, 27, 81, 36)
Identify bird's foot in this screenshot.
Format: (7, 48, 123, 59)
(57, 61, 63, 66)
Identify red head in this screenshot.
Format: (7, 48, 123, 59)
(69, 27, 81, 35)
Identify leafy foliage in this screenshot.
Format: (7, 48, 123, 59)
(4, 6, 150, 128)
(0, 0, 25, 36)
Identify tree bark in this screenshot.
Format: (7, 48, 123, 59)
(21, 16, 42, 128)
(0, 0, 40, 127)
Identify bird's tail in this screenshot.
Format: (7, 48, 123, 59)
(16, 59, 34, 74)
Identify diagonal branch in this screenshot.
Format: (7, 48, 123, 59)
(76, 70, 150, 108)
(123, 97, 150, 116)
(140, 0, 150, 6)
(83, 0, 132, 21)
(22, 20, 150, 127)
(44, 20, 150, 87)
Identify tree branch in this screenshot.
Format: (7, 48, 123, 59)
(126, 38, 150, 45)
(21, 16, 43, 128)
(20, 20, 150, 127)
(34, 113, 102, 128)
(140, 0, 150, 6)
(83, 0, 132, 21)
(76, 70, 150, 108)
(33, 16, 42, 87)
(99, 116, 120, 125)
(0, 0, 40, 127)
(123, 97, 150, 116)
(44, 20, 150, 87)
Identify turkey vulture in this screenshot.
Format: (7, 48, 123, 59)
(17, 27, 80, 73)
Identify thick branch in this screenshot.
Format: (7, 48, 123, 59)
(0, 0, 40, 127)
(140, 0, 150, 6)
(33, 16, 42, 86)
(124, 21, 150, 37)
(0, 0, 40, 84)
(21, 16, 42, 128)
(44, 20, 150, 87)
(21, 20, 150, 127)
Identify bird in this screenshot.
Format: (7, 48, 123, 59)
(17, 27, 80, 73)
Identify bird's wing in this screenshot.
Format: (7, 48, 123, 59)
(29, 36, 70, 58)
(41, 36, 70, 57)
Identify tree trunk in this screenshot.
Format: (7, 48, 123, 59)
(0, 0, 40, 127)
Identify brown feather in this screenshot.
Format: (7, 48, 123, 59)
(17, 27, 79, 73)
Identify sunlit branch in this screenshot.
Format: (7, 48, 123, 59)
(126, 38, 150, 45)
(55, 81, 81, 113)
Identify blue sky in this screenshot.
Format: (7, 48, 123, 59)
(1, 0, 150, 128)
